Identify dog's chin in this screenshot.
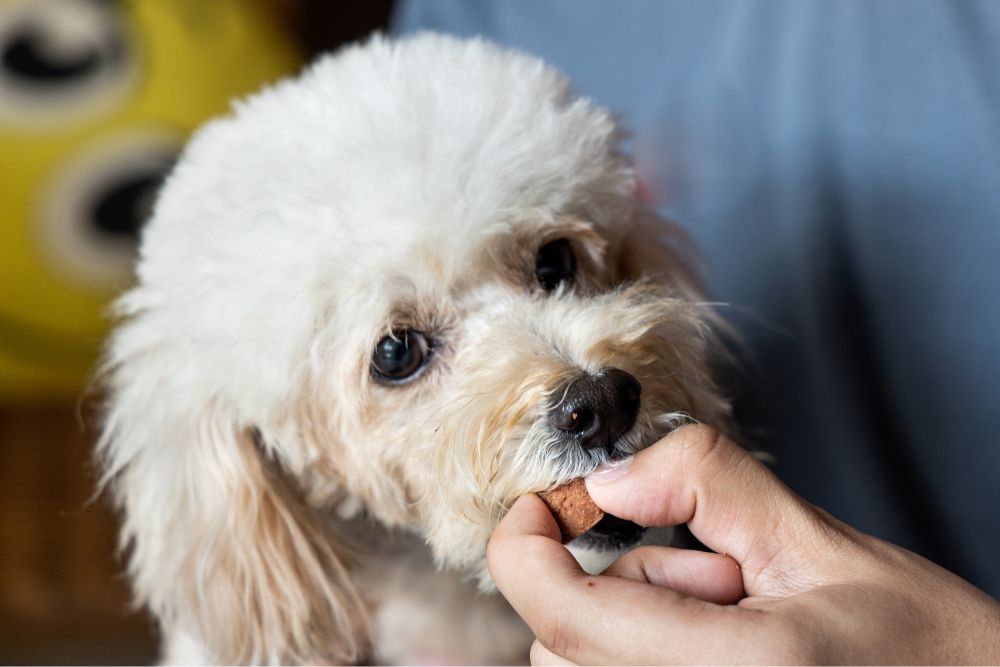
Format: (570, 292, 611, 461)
(571, 514, 646, 551)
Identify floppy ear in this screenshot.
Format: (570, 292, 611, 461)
(616, 202, 741, 436)
(615, 202, 705, 297)
(97, 325, 369, 664)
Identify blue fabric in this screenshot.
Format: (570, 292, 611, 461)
(395, 1, 1000, 596)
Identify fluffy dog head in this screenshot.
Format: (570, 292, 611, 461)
(98, 34, 730, 664)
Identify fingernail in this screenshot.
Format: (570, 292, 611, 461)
(587, 456, 633, 484)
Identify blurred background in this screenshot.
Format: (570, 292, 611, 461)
(0, 1, 390, 662)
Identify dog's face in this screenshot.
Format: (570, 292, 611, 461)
(99, 35, 728, 663)
(347, 217, 726, 570)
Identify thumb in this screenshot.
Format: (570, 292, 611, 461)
(585, 424, 839, 596)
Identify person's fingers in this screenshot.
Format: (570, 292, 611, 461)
(585, 424, 839, 595)
(530, 640, 578, 666)
(487, 494, 584, 596)
(603, 545, 745, 604)
(489, 494, 751, 664)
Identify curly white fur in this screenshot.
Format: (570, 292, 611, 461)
(98, 33, 730, 664)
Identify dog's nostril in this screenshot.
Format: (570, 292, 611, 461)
(550, 368, 641, 453)
(554, 405, 598, 436)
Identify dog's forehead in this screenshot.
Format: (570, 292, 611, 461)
(384, 208, 516, 264)
(177, 34, 632, 251)
(347, 215, 531, 317)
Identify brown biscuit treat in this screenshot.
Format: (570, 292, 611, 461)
(538, 478, 605, 543)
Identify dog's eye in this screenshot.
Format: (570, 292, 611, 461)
(535, 238, 576, 291)
(371, 330, 431, 383)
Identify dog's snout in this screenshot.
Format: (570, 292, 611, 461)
(550, 368, 641, 454)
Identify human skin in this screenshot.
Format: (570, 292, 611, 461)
(488, 424, 1000, 665)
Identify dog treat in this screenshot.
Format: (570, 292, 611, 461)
(538, 478, 605, 543)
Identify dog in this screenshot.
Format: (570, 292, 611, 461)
(97, 33, 731, 664)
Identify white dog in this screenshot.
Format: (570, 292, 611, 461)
(98, 33, 730, 664)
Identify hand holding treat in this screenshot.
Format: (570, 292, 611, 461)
(489, 425, 1000, 665)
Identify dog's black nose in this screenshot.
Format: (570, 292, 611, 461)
(550, 368, 641, 453)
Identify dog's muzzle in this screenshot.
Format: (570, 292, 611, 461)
(549, 368, 641, 455)
(550, 368, 647, 551)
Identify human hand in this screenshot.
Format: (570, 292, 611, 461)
(488, 424, 1000, 664)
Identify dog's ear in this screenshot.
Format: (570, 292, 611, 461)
(97, 337, 369, 664)
(615, 202, 741, 435)
(615, 203, 704, 297)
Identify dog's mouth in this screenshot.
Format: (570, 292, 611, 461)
(573, 514, 646, 551)
(565, 444, 647, 551)
(545, 418, 686, 552)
